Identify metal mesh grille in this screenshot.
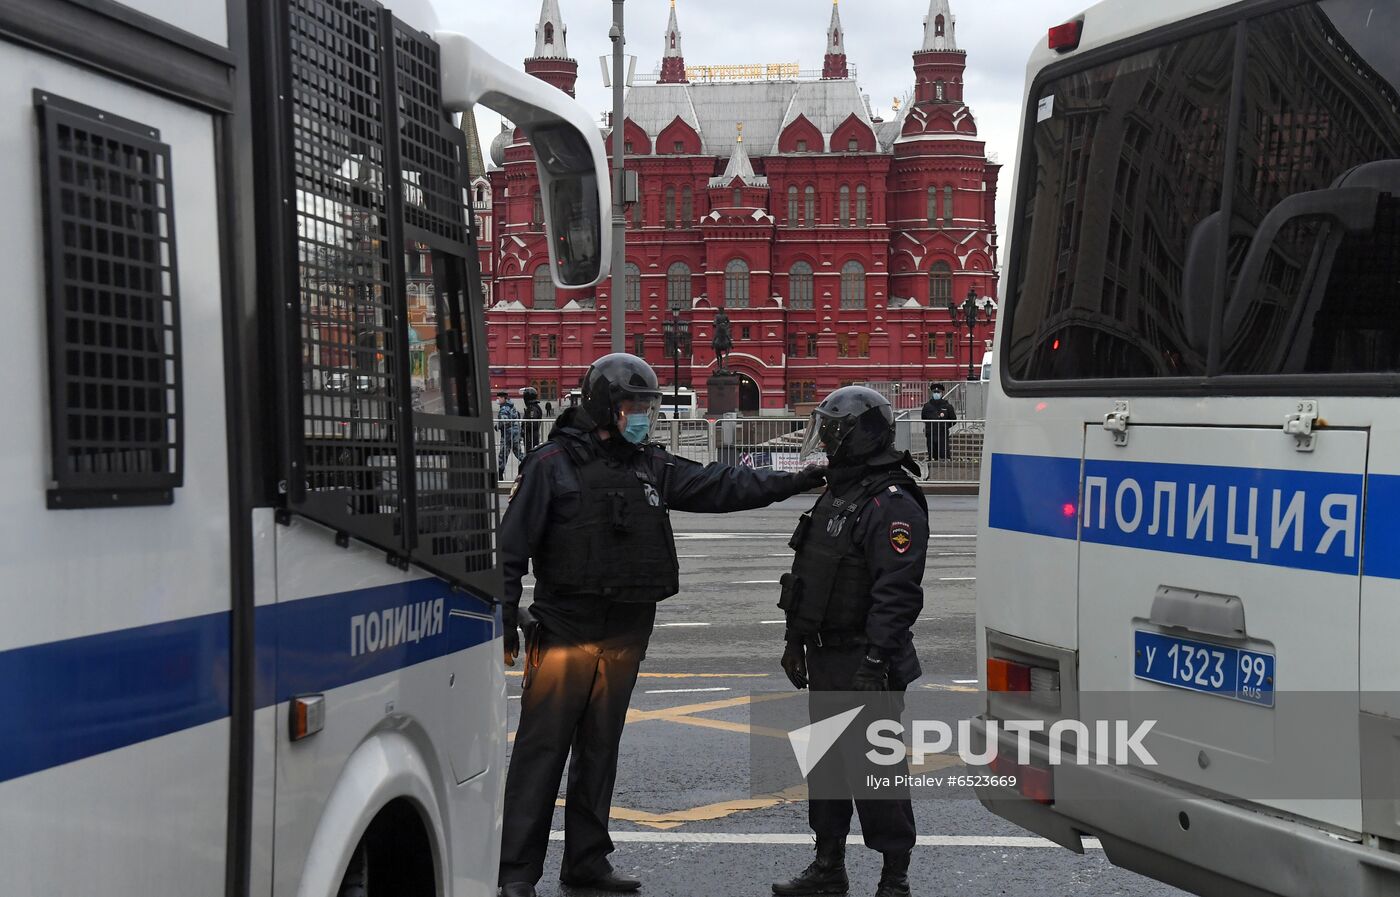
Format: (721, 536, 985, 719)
(394, 22, 469, 253)
(36, 93, 182, 508)
(288, 0, 404, 534)
(412, 415, 495, 576)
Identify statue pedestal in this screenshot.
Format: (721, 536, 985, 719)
(706, 371, 740, 417)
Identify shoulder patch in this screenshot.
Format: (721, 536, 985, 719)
(889, 521, 913, 554)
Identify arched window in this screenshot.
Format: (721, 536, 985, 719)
(625, 262, 641, 311)
(789, 261, 814, 310)
(929, 261, 953, 307)
(725, 259, 750, 308)
(532, 191, 544, 226)
(839, 185, 851, 226)
(665, 186, 677, 226)
(631, 195, 642, 228)
(670, 32, 676, 49)
(533, 266, 556, 310)
(667, 262, 692, 309)
(788, 185, 799, 224)
(943, 185, 954, 226)
(475, 185, 485, 203)
(544, 22, 555, 45)
(856, 185, 868, 226)
(681, 186, 693, 225)
(935, 14, 945, 36)
(840, 261, 866, 309)
(935, 79, 945, 101)
(927, 186, 938, 226)
(804, 185, 816, 226)
(732, 188, 743, 207)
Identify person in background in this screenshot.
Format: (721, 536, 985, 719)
(544, 400, 554, 417)
(496, 353, 826, 897)
(921, 384, 956, 461)
(521, 386, 544, 453)
(496, 391, 524, 479)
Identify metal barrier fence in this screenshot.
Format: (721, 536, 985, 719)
(492, 417, 985, 486)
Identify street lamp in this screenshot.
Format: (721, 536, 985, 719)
(947, 286, 990, 382)
(663, 311, 692, 418)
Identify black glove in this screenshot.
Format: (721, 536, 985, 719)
(502, 603, 520, 667)
(793, 465, 827, 494)
(781, 637, 808, 690)
(851, 653, 888, 692)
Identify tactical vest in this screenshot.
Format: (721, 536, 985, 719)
(532, 438, 680, 603)
(780, 469, 921, 636)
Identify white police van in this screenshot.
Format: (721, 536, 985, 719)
(0, 1, 609, 895)
(975, 1, 1400, 895)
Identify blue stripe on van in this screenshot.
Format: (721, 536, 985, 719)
(989, 452, 1400, 579)
(0, 580, 497, 784)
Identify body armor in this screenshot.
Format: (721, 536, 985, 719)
(781, 469, 919, 637)
(533, 438, 680, 603)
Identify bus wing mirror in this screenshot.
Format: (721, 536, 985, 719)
(1223, 187, 1381, 341)
(436, 32, 611, 290)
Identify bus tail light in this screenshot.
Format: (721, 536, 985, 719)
(989, 754, 1054, 805)
(987, 657, 1032, 692)
(1048, 20, 1083, 53)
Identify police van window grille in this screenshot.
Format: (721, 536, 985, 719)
(289, 0, 404, 534)
(394, 24, 469, 254)
(35, 93, 182, 509)
(413, 419, 496, 576)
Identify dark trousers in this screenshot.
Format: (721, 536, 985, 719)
(498, 639, 643, 886)
(926, 423, 951, 460)
(806, 644, 917, 854)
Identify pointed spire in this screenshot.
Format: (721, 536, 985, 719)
(822, 0, 849, 79)
(709, 123, 766, 188)
(922, 0, 958, 51)
(659, 0, 689, 83)
(533, 0, 569, 60)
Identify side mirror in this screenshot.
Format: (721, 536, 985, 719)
(435, 32, 611, 289)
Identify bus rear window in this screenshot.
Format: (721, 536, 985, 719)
(1004, 28, 1236, 381)
(1005, 0, 1400, 384)
(1219, 1, 1400, 375)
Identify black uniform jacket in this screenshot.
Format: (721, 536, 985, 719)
(501, 409, 812, 653)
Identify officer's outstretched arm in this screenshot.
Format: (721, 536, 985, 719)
(860, 490, 929, 658)
(659, 452, 822, 513)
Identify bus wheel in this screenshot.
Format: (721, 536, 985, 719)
(336, 799, 435, 896)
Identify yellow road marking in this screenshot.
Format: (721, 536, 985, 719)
(556, 783, 810, 830)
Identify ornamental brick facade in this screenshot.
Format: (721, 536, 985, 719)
(484, 0, 999, 413)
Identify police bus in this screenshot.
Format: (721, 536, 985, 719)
(974, 1, 1400, 895)
(0, 1, 609, 895)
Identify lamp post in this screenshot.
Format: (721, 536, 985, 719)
(948, 286, 987, 382)
(663, 311, 692, 418)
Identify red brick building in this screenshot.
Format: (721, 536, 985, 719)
(485, 0, 1000, 412)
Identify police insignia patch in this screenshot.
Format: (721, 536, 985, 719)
(889, 521, 912, 554)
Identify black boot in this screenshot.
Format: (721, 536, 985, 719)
(772, 838, 848, 896)
(874, 851, 911, 897)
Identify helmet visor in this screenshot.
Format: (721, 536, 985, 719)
(617, 396, 661, 441)
(799, 411, 848, 462)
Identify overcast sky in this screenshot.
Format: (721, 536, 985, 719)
(446, 0, 1090, 256)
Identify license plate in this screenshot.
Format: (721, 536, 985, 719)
(1133, 630, 1275, 707)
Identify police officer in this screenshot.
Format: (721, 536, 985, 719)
(921, 383, 956, 461)
(497, 353, 825, 897)
(521, 385, 544, 452)
(774, 386, 927, 897)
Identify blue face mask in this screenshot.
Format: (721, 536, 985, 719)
(621, 413, 652, 445)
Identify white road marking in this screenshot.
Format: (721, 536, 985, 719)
(953, 679, 980, 684)
(508, 695, 521, 701)
(645, 687, 731, 695)
(677, 555, 710, 559)
(548, 832, 1102, 849)
(656, 622, 711, 628)
(759, 620, 786, 625)
(939, 577, 976, 582)
(734, 580, 781, 585)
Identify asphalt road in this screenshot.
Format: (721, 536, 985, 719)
(507, 495, 1187, 897)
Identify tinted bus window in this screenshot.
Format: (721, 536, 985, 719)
(1220, 0, 1400, 375)
(1004, 27, 1236, 381)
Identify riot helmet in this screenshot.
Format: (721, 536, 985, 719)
(521, 386, 539, 402)
(800, 386, 895, 465)
(579, 353, 664, 444)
